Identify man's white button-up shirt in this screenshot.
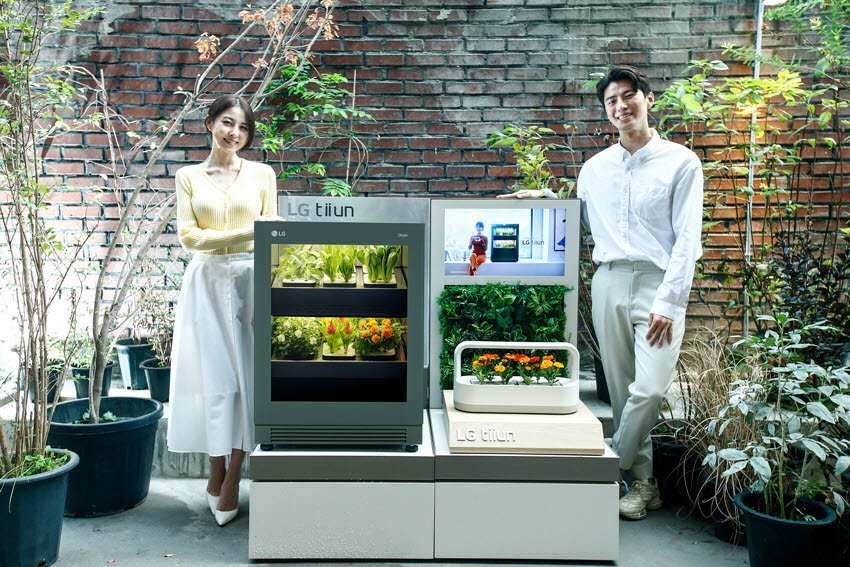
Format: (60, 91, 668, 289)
(576, 129, 704, 320)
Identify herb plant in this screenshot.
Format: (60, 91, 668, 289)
(365, 245, 401, 283)
(273, 245, 323, 284)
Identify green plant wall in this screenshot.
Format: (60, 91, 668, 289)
(437, 283, 571, 389)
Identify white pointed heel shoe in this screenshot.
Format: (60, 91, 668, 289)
(214, 507, 238, 526)
(206, 491, 220, 516)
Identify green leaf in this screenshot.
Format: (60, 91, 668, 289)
(835, 456, 850, 476)
(720, 460, 748, 478)
(749, 456, 771, 482)
(717, 448, 748, 462)
(800, 438, 827, 461)
(806, 402, 835, 423)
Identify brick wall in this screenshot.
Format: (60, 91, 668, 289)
(38, 0, 817, 331)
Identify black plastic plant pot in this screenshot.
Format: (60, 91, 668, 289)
(114, 338, 154, 390)
(47, 397, 163, 517)
(70, 362, 115, 399)
(139, 358, 170, 403)
(734, 490, 839, 567)
(26, 364, 63, 404)
(0, 448, 79, 567)
(593, 355, 610, 404)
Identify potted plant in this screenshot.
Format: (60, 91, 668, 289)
(113, 334, 154, 391)
(272, 317, 323, 360)
(67, 331, 116, 399)
(0, 3, 91, 564)
(319, 245, 356, 286)
(485, 124, 573, 195)
(353, 317, 404, 358)
(666, 329, 766, 543)
(138, 287, 175, 403)
(273, 245, 323, 287)
(451, 341, 580, 414)
(707, 314, 850, 567)
(363, 245, 401, 286)
(321, 317, 356, 359)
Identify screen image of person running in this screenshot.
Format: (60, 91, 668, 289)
(468, 221, 488, 275)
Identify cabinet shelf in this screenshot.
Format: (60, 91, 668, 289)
(271, 267, 407, 317)
(271, 359, 407, 402)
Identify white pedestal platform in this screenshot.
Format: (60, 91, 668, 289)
(249, 411, 435, 560)
(444, 390, 606, 454)
(431, 408, 619, 561)
(249, 410, 619, 562)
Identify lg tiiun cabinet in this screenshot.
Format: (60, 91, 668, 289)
(253, 197, 427, 448)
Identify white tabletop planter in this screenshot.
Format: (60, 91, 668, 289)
(452, 341, 581, 415)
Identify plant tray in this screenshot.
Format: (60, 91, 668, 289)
(273, 276, 318, 288)
(322, 279, 356, 288)
(453, 375, 580, 414)
(322, 344, 356, 360)
(361, 348, 397, 360)
(363, 276, 397, 288)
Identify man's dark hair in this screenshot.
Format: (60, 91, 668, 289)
(595, 66, 652, 105)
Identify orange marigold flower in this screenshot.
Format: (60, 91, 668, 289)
(361, 330, 370, 338)
(543, 354, 554, 361)
(370, 325, 379, 334)
(371, 335, 381, 344)
(382, 318, 391, 326)
(381, 327, 393, 338)
(540, 359, 553, 370)
(554, 361, 565, 369)
(494, 364, 506, 373)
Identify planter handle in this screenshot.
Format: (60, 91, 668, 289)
(453, 340, 580, 383)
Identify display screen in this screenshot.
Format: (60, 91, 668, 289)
(443, 208, 566, 276)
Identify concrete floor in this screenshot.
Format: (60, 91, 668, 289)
(58, 478, 749, 567)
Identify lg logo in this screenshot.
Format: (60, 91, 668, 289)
(456, 428, 477, 442)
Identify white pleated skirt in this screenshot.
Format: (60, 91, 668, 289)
(167, 252, 254, 456)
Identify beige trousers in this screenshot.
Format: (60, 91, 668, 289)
(591, 261, 686, 480)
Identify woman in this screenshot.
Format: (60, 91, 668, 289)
(167, 95, 278, 526)
(468, 220, 488, 275)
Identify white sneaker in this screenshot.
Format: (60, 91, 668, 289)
(619, 478, 663, 520)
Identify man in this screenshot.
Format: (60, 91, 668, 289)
(504, 66, 703, 520)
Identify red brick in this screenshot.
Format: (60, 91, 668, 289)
(406, 165, 443, 178)
(159, 22, 201, 35)
(430, 179, 466, 192)
(390, 180, 427, 193)
(141, 6, 181, 19)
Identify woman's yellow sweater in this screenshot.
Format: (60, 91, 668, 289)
(175, 159, 277, 254)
